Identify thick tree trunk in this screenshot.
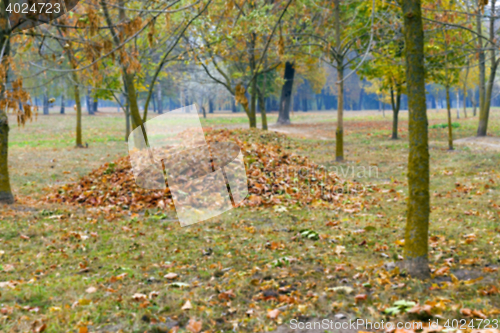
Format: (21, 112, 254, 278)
(0, 113, 13, 204)
(0, 12, 13, 204)
(446, 86, 454, 150)
(479, 60, 497, 136)
(257, 88, 268, 131)
(277, 61, 295, 124)
(60, 93, 65, 114)
(402, 0, 430, 280)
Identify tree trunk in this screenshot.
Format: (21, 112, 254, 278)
(472, 87, 477, 116)
(277, 61, 295, 124)
(476, 0, 487, 136)
(390, 86, 401, 140)
(208, 99, 214, 114)
(335, 0, 344, 162)
(230, 98, 236, 112)
(0, 12, 13, 203)
(72, 72, 83, 147)
(152, 89, 157, 113)
(43, 91, 49, 115)
(402, 0, 430, 280)
(479, 60, 497, 136)
(93, 96, 98, 113)
(0, 113, 13, 204)
(60, 93, 65, 114)
(463, 64, 469, 118)
(125, 105, 131, 140)
(456, 89, 460, 119)
(249, 78, 257, 128)
(86, 87, 94, 115)
(446, 86, 454, 150)
(157, 86, 163, 114)
(382, 96, 385, 117)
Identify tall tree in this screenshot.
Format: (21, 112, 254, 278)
(402, 0, 430, 279)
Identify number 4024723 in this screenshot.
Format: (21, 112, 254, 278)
(6, 2, 62, 14)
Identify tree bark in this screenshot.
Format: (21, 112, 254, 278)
(157, 85, 163, 114)
(402, 0, 430, 280)
(0, 113, 13, 204)
(446, 86, 454, 150)
(152, 88, 157, 113)
(335, 0, 344, 162)
(60, 92, 65, 114)
(93, 95, 98, 113)
(72, 72, 83, 147)
(476, 0, 487, 136)
(277, 61, 295, 124)
(390, 86, 401, 140)
(43, 90, 49, 115)
(0, 6, 13, 203)
(472, 87, 477, 116)
(456, 89, 460, 119)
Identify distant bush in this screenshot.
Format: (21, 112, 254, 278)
(430, 122, 460, 129)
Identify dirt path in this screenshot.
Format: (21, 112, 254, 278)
(454, 136, 500, 151)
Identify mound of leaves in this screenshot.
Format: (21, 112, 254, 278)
(46, 129, 372, 212)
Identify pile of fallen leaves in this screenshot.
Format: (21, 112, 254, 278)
(46, 129, 373, 212)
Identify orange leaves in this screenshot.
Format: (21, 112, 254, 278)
(186, 318, 202, 333)
(218, 290, 236, 301)
(354, 294, 368, 303)
(478, 285, 499, 296)
(267, 308, 280, 319)
(433, 266, 449, 276)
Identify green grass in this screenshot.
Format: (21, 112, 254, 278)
(1, 108, 499, 332)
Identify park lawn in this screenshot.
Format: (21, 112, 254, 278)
(0, 109, 499, 332)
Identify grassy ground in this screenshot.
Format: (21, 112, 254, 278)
(1, 108, 499, 333)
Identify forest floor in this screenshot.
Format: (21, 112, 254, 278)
(1, 108, 499, 333)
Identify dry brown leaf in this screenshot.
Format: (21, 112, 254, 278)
(355, 294, 368, 303)
(218, 290, 236, 300)
(267, 308, 280, 319)
(164, 273, 178, 280)
(132, 293, 147, 301)
(85, 286, 97, 294)
(434, 266, 449, 276)
(471, 309, 487, 319)
(186, 318, 202, 333)
(182, 300, 193, 310)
